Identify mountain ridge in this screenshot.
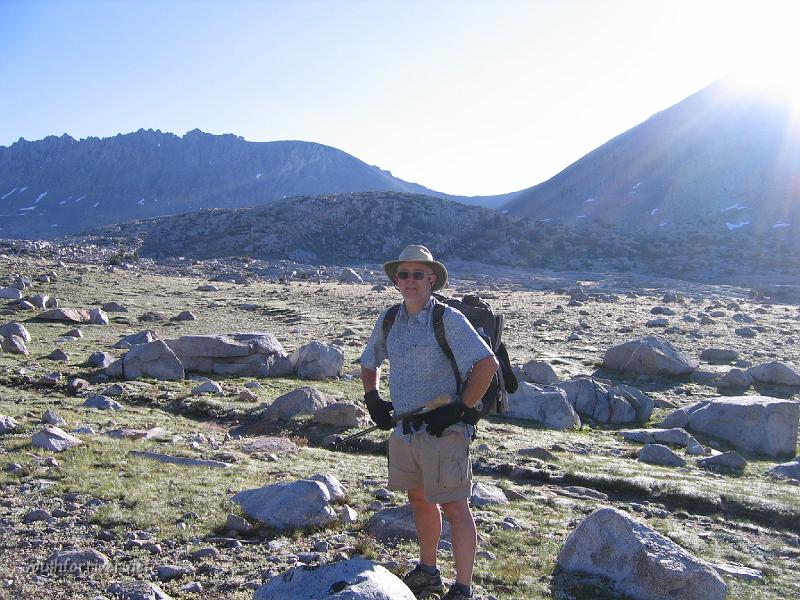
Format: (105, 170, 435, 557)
(0, 128, 515, 239)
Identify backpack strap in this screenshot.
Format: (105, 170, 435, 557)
(382, 304, 401, 342)
(432, 303, 463, 393)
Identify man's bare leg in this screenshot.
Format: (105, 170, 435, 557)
(441, 498, 477, 587)
(408, 486, 442, 567)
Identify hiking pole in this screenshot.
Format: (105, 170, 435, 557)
(331, 393, 452, 448)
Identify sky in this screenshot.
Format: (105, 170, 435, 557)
(1, 0, 799, 196)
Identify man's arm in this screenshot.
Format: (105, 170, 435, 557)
(360, 365, 381, 393)
(460, 354, 499, 409)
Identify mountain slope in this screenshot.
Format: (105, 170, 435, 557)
(503, 79, 800, 234)
(0, 129, 510, 239)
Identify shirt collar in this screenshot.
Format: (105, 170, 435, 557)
(399, 295, 436, 325)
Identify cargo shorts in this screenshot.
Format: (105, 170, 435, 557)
(387, 425, 472, 504)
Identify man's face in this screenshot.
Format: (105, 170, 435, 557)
(395, 261, 435, 302)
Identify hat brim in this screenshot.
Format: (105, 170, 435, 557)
(384, 259, 448, 291)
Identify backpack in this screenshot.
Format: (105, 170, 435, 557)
(382, 293, 518, 425)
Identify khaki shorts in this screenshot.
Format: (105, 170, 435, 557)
(387, 426, 472, 504)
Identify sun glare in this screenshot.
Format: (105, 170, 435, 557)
(724, 4, 800, 111)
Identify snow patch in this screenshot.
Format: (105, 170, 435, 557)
(1, 188, 18, 200)
(92, 202, 100, 208)
(75, 195, 85, 202)
(138, 198, 145, 205)
(632, 182, 641, 190)
(650, 208, 659, 216)
(658, 221, 668, 227)
(33, 192, 48, 204)
(576, 215, 585, 219)
(18, 206, 36, 211)
(584, 197, 596, 203)
(50, 224, 59, 227)
(721, 203, 747, 212)
(726, 221, 750, 230)
(256, 173, 262, 179)
(19, 187, 28, 193)
(59, 200, 67, 205)
(773, 222, 791, 228)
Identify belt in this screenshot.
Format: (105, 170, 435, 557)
(401, 414, 426, 435)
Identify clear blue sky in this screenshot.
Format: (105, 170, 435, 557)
(1, 0, 798, 196)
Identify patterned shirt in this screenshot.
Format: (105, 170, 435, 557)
(360, 296, 494, 431)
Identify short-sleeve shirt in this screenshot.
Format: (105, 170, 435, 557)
(359, 296, 494, 418)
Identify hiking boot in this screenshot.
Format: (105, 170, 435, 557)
(402, 565, 444, 597)
(441, 584, 473, 600)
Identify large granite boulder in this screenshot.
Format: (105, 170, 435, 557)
(555, 378, 653, 424)
(660, 396, 799, 457)
(233, 477, 341, 530)
(520, 360, 559, 385)
(259, 386, 337, 422)
(0, 322, 31, 342)
(254, 556, 415, 600)
(291, 340, 344, 380)
(747, 361, 800, 386)
(165, 332, 293, 377)
(767, 459, 800, 480)
(122, 340, 184, 381)
(364, 503, 451, 543)
(603, 336, 697, 377)
(558, 508, 727, 600)
(505, 382, 580, 430)
(38, 308, 95, 323)
(31, 426, 83, 451)
(112, 330, 159, 350)
(312, 402, 370, 427)
(0, 415, 19, 434)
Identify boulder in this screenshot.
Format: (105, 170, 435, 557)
(43, 548, 110, 574)
(312, 402, 370, 427)
(1, 335, 28, 355)
(365, 503, 451, 543)
(113, 330, 159, 349)
(233, 478, 339, 530)
(700, 348, 739, 364)
(90, 308, 109, 325)
(191, 380, 222, 395)
(0, 415, 19, 434)
(767, 459, 800, 480)
(0, 287, 23, 300)
(165, 332, 293, 377)
(87, 351, 115, 368)
(102, 301, 129, 312)
(639, 444, 686, 467)
(253, 556, 415, 600)
(171, 310, 196, 321)
(339, 268, 364, 284)
(557, 508, 727, 600)
(291, 340, 344, 379)
(38, 308, 93, 323)
(238, 436, 300, 455)
(47, 348, 70, 361)
(31, 426, 83, 451)
(123, 340, 184, 381)
(747, 361, 800, 386)
(259, 386, 337, 422)
(0, 322, 31, 342)
(521, 360, 559, 385)
(309, 473, 347, 501)
(505, 382, 580, 430)
(717, 368, 751, 389)
(602, 336, 697, 376)
(556, 378, 651, 424)
(83, 395, 123, 411)
(697, 451, 747, 472)
(660, 396, 799, 457)
(470, 481, 509, 507)
(107, 581, 172, 600)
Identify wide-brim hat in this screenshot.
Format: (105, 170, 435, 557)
(384, 244, 448, 291)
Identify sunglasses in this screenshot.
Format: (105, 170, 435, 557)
(396, 270, 430, 281)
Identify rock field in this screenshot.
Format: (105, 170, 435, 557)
(0, 247, 799, 600)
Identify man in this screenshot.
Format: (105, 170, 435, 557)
(360, 245, 499, 600)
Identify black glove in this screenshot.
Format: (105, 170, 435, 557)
(423, 400, 466, 437)
(364, 390, 393, 430)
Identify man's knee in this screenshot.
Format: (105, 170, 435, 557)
(441, 498, 473, 525)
